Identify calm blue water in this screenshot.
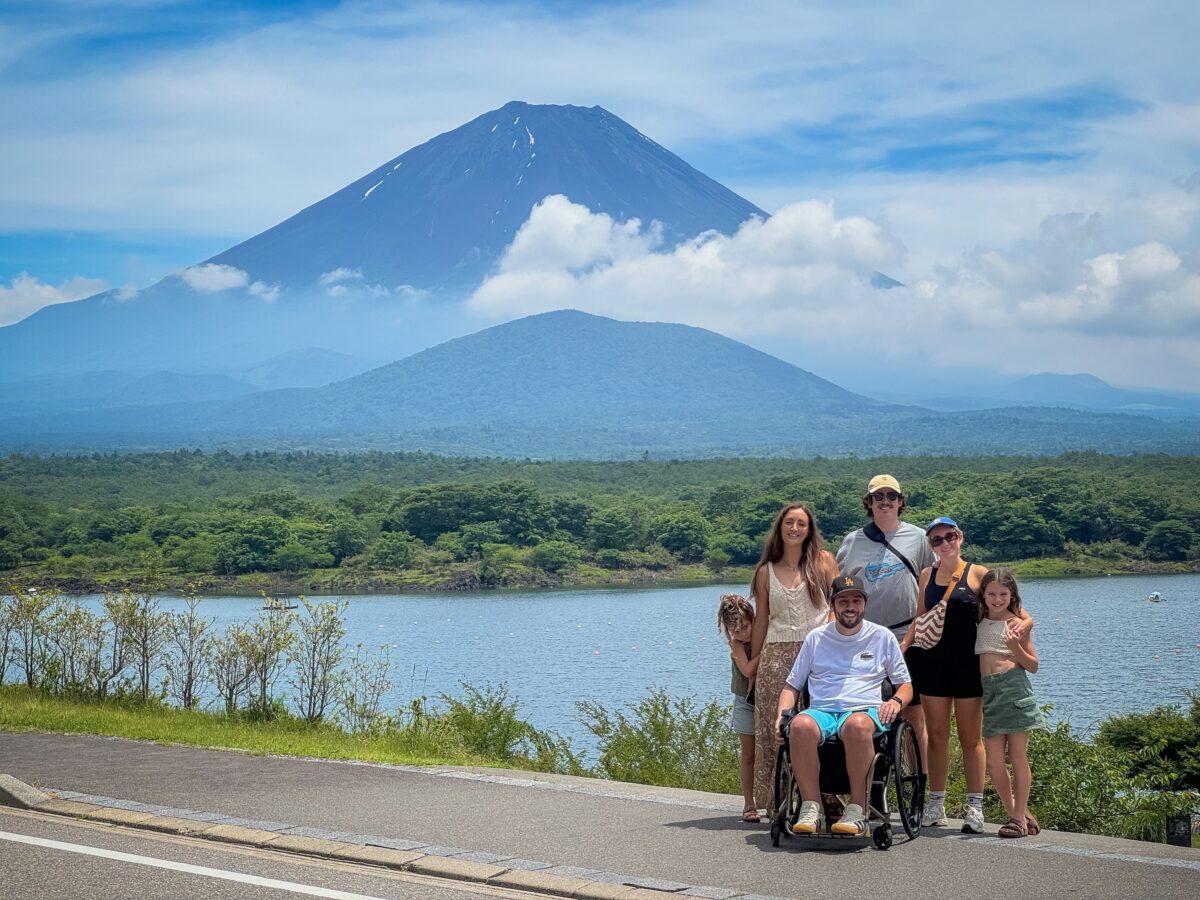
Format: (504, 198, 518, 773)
(13, 573, 1200, 752)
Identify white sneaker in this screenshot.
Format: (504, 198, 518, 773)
(922, 800, 947, 826)
(830, 803, 868, 836)
(791, 800, 824, 835)
(962, 805, 985, 834)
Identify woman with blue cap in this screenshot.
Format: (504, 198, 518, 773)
(900, 516, 1031, 833)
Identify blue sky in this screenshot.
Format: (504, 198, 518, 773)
(2, 0, 1199, 390)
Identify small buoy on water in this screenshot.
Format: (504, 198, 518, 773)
(1154, 655, 1161, 660)
(594, 650, 600, 655)
(667, 640, 673, 646)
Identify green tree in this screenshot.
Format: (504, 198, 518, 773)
(369, 532, 419, 569)
(529, 540, 581, 573)
(653, 511, 710, 562)
(1141, 520, 1195, 562)
(588, 507, 639, 551)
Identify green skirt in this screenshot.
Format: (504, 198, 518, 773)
(981, 666, 1042, 737)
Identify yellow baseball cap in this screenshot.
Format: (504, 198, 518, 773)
(867, 474, 902, 494)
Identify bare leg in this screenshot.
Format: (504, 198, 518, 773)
(789, 714, 823, 803)
(955, 698, 986, 794)
(738, 733, 756, 812)
(985, 735, 1014, 820)
(840, 713, 877, 811)
(902, 703, 927, 774)
(1008, 731, 1032, 823)
(922, 695, 953, 792)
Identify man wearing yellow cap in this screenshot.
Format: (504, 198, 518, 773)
(835, 475, 934, 748)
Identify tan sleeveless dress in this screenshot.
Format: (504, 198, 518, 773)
(753, 562, 830, 811)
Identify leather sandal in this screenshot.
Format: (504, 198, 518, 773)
(1025, 813, 1040, 836)
(999, 818, 1027, 838)
(742, 808, 761, 823)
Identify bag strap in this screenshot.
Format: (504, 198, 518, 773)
(863, 522, 920, 582)
(937, 559, 968, 605)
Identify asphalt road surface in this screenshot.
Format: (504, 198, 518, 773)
(0, 806, 539, 900)
(2, 731, 1198, 899)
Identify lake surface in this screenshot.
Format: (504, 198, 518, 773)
(18, 573, 1200, 755)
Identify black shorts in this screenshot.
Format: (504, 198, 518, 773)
(905, 644, 982, 700)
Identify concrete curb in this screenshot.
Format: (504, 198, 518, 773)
(2, 774, 786, 900)
(0, 773, 49, 808)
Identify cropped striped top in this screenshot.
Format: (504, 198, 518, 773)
(974, 617, 1015, 657)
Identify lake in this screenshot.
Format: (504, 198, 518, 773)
(16, 572, 1200, 755)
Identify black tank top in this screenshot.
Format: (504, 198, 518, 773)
(922, 563, 976, 611)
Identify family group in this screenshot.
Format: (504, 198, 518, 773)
(718, 475, 1043, 839)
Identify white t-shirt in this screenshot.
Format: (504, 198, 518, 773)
(785, 620, 911, 711)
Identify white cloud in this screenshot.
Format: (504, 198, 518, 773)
(177, 263, 279, 301)
(318, 267, 362, 286)
(0, 273, 108, 326)
(248, 279, 280, 302)
(179, 262, 248, 292)
(470, 195, 906, 337)
(471, 191, 1200, 390)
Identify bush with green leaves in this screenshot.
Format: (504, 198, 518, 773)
(1096, 694, 1200, 791)
(578, 689, 738, 793)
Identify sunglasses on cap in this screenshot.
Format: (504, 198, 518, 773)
(929, 532, 961, 547)
(869, 491, 901, 502)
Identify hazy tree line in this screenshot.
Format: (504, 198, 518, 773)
(0, 452, 1198, 586)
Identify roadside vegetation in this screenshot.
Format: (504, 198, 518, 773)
(1, 586, 1195, 844)
(1, 451, 1199, 593)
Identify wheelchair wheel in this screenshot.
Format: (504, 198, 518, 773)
(872, 824, 892, 850)
(770, 822, 782, 847)
(772, 747, 800, 836)
(888, 718, 923, 838)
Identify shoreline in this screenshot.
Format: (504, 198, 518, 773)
(6, 557, 1199, 597)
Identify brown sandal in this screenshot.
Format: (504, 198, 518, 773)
(1025, 814, 1040, 836)
(742, 808, 761, 823)
(999, 818, 1027, 838)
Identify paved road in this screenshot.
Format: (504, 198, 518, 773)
(0, 806, 526, 900)
(2, 731, 1198, 899)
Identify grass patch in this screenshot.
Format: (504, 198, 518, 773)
(0, 685, 482, 768)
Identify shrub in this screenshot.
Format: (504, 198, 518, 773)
(578, 688, 738, 793)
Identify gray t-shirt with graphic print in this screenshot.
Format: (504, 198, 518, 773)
(835, 522, 936, 639)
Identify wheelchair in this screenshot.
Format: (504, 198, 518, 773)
(770, 704, 924, 850)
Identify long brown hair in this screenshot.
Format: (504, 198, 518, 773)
(976, 567, 1023, 621)
(754, 502, 829, 608)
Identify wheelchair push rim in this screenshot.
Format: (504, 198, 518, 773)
(890, 717, 924, 839)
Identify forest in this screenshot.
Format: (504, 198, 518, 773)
(1, 450, 1198, 591)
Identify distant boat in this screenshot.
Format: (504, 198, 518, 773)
(262, 595, 299, 611)
(1149, 591, 1163, 603)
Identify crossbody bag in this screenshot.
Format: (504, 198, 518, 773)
(911, 559, 966, 650)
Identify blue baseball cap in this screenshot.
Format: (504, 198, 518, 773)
(925, 516, 959, 533)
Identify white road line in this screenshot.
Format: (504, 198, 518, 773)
(0, 830, 392, 899)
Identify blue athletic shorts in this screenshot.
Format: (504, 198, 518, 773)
(796, 707, 885, 744)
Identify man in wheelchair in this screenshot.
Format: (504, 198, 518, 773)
(774, 574, 913, 836)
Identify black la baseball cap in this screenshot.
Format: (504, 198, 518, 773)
(830, 573, 868, 601)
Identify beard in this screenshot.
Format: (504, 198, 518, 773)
(835, 609, 863, 629)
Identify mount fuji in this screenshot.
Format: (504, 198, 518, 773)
(0, 102, 765, 380)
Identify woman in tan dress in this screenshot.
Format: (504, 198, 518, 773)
(749, 502, 838, 814)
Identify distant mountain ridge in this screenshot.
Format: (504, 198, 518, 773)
(2, 310, 1196, 458)
(915, 372, 1200, 419)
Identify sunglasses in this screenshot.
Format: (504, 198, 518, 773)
(929, 532, 961, 547)
(869, 491, 901, 502)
